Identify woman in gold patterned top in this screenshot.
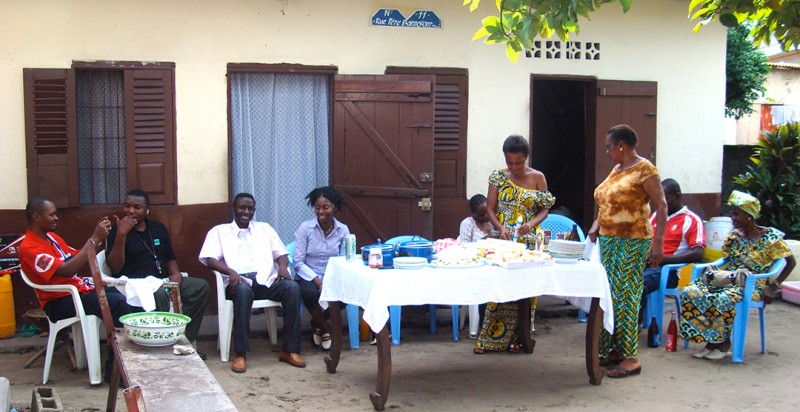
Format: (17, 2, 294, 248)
(474, 134, 555, 354)
(588, 124, 667, 378)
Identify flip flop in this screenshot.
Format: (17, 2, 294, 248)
(473, 347, 486, 355)
(321, 333, 332, 351)
(507, 343, 522, 353)
(607, 365, 642, 379)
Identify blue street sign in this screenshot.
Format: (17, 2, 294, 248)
(371, 9, 442, 29)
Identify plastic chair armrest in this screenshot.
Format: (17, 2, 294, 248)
(690, 258, 728, 282)
(659, 263, 687, 290)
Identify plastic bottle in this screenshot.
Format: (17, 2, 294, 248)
(568, 224, 580, 241)
(665, 311, 678, 352)
(512, 215, 524, 243)
(646, 316, 659, 348)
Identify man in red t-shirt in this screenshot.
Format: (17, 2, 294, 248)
(641, 179, 706, 316)
(19, 196, 130, 381)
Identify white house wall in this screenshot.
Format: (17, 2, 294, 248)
(0, 0, 726, 208)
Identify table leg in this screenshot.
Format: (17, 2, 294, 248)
(369, 325, 392, 411)
(324, 301, 342, 374)
(584, 297, 604, 385)
(517, 298, 535, 354)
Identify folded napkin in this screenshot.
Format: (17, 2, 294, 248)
(113, 276, 163, 312)
(583, 238, 602, 262)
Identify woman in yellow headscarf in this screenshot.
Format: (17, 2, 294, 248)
(679, 190, 796, 360)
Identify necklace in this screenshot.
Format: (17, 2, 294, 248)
(322, 223, 334, 237)
(135, 227, 162, 275)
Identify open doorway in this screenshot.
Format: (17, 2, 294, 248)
(531, 78, 593, 230)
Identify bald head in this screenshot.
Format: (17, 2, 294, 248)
(25, 196, 52, 222)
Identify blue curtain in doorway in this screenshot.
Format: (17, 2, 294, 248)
(230, 72, 330, 243)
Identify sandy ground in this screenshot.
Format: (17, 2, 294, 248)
(2, 299, 799, 412)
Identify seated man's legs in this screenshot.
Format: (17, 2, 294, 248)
(257, 280, 302, 355)
(227, 283, 255, 354)
(152, 277, 211, 342)
(43, 288, 130, 327)
(640, 266, 679, 323)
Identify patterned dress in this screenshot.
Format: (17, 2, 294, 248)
(475, 169, 555, 352)
(593, 160, 660, 359)
(679, 227, 791, 344)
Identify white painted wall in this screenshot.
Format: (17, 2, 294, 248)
(0, 0, 727, 208)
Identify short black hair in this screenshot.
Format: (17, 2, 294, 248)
(306, 186, 344, 210)
(125, 189, 150, 207)
(25, 196, 52, 222)
(502, 134, 530, 157)
(607, 124, 638, 147)
(469, 194, 487, 213)
(232, 192, 256, 206)
(662, 178, 681, 196)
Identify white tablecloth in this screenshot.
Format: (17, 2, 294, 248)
(320, 257, 614, 334)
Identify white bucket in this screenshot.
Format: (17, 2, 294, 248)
(786, 239, 800, 282)
(703, 217, 733, 262)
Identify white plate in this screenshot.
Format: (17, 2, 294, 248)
(494, 260, 554, 269)
(555, 258, 580, 264)
(394, 257, 428, 265)
(430, 260, 485, 269)
(395, 265, 426, 270)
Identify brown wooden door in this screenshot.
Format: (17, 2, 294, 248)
(593, 80, 658, 185)
(332, 75, 435, 246)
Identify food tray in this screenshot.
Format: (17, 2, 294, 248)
(493, 260, 554, 269)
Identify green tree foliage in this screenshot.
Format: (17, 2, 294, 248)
(725, 25, 769, 119)
(733, 122, 800, 239)
(463, 0, 800, 62)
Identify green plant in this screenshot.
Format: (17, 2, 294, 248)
(733, 122, 800, 239)
(725, 25, 769, 119)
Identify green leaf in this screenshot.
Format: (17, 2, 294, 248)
(505, 43, 520, 63)
(472, 26, 491, 41)
(619, 0, 632, 13)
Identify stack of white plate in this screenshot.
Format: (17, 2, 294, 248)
(548, 240, 585, 263)
(394, 256, 428, 270)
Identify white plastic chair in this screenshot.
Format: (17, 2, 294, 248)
(213, 271, 281, 362)
(19, 269, 102, 385)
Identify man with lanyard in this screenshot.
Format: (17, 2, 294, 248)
(641, 178, 706, 319)
(199, 193, 305, 373)
(105, 189, 210, 358)
(18, 196, 131, 382)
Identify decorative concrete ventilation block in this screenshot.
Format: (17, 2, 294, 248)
(31, 387, 63, 412)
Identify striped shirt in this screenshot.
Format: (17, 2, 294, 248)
(650, 206, 705, 256)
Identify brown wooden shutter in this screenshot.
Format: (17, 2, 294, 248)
(23, 68, 79, 207)
(124, 69, 176, 205)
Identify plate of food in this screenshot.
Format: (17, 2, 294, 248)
(485, 249, 553, 269)
(430, 258, 486, 269)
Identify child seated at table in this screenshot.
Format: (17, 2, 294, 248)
(458, 194, 496, 243)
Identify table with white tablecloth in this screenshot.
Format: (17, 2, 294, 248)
(319, 256, 614, 411)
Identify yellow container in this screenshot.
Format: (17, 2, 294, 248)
(0, 274, 15, 338)
(676, 264, 695, 289)
(703, 217, 733, 262)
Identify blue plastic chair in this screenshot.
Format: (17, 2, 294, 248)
(641, 263, 689, 346)
(685, 257, 787, 363)
(539, 214, 585, 242)
(540, 214, 587, 321)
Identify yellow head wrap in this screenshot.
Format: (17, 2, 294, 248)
(727, 190, 760, 219)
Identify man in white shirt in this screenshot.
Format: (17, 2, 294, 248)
(199, 193, 305, 373)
